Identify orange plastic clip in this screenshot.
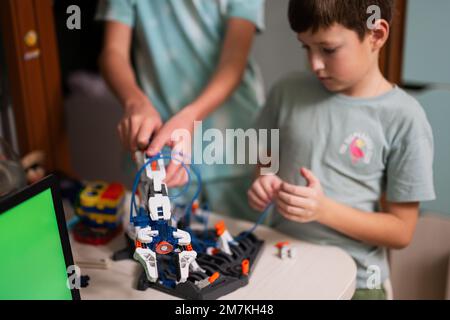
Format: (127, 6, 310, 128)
(215, 221, 226, 236)
(209, 272, 220, 284)
(241, 259, 250, 276)
(275, 241, 290, 249)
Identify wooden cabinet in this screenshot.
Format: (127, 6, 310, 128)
(0, 0, 72, 175)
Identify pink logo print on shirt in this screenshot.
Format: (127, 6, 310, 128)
(340, 133, 374, 165)
(350, 138, 366, 164)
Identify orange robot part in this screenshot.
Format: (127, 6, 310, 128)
(215, 221, 226, 236)
(155, 241, 174, 255)
(241, 259, 250, 276)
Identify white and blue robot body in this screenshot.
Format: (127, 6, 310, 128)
(132, 151, 198, 284)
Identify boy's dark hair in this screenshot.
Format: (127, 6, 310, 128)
(288, 0, 394, 40)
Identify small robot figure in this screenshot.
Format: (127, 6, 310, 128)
(131, 151, 198, 284)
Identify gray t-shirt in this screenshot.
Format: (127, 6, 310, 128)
(256, 72, 436, 289)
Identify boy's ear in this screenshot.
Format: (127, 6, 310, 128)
(369, 19, 390, 51)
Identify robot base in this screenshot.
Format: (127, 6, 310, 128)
(135, 231, 264, 300)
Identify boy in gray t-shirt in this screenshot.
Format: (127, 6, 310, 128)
(249, 0, 435, 299)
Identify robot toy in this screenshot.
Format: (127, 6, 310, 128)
(130, 151, 201, 284)
(115, 150, 265, 299)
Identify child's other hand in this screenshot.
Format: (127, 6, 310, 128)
(118, 98, 163, 152)
(276, 168, 326, 223)
(248, 174, 283, 212)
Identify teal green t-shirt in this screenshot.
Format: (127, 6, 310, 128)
(96, 0, 266, 181)
(256, 72, 436, 289)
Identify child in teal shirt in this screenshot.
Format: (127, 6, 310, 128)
(249, 0, 435, 299)
(96, 0, 265, 221)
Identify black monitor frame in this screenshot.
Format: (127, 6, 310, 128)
(0, 174, 81, 300)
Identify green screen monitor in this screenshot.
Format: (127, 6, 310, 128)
(0, 175, 80, 300)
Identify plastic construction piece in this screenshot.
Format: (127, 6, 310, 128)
(73, 181, 125, 245)
(76, 182, 125, 229)
(73, 221, 122, 245)
(241, 259, 250, 276)
(275, 241, 296, 260)
(75, 258, 110, 270)
(80, 275, 90, 288)
(214, 221, 238, 256)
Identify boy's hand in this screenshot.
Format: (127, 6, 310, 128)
(147, 107, 197, 188)
(118, 98, 163, 152)
(248, 175, 283, 212)
(276, 168, 326, 223)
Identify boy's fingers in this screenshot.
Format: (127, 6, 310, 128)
(278, 191, 312, 210)
(278, 207, 313, 224)
(281, 182, 313, 198)
(300, 167, 320, 188)
(129, 117, 145, 152)
(261, 178, 278, 197)
(249, 199, 265, 212)
(276, 201, 312, 221)
(166, 168, 187, 188)
(271, 178, 283, 191)
(117, 122, 128, 150)
(165, 161, 182, 184)
(164, 167, 176, 186)
(136, 121, 155, 151)
(248, 189, 267, 211)
(252, 181, 271, 203)
(278, 206, 302, 222)
(148, 128, 170, 156)
(260, 184, 273, 200)
(276, 198, 309, 217)
(248, 189, 264, 205)
(172, 167, 189, 187)
(179, 170, 189, 186)
(248, 194, 263, 211)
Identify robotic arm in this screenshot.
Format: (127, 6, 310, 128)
(131, 151, 197, 284)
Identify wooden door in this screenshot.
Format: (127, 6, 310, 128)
(0, 0, 72, 175)
(380, 0, 407, 84)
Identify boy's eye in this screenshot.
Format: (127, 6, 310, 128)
(322, 47, 337, 55)
(301, 44, 310, 51)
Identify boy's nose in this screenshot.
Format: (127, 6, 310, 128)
(309, 54, 325, 73)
